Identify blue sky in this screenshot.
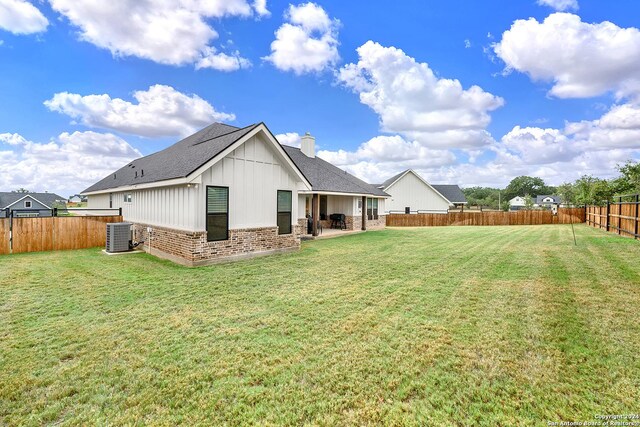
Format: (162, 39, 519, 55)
(1, 0, 639, 196)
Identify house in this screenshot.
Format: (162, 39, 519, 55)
(509, 196, 527, 211)
(0, 192, 66, 217)
(375, 169, 467, 214)
(68, 194, 87, 203)
(284, 133, 388, 233)
(83, 123, 388, 266)
(535, 195, 561, 208)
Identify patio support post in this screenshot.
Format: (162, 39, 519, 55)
(312, 193, 319, 237)
(361, 196, 367, 231)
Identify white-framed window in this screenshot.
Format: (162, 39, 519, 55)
(124, 194, 132, 203)
(24, 200, 32, 208)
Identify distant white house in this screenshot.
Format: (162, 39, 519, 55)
(375, 169, 467, 214)
(509, 196, 527, 211)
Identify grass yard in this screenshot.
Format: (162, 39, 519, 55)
(2, 225, 640, 425)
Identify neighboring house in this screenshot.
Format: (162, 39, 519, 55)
(68, 194, 87, 203)
(0, 192, 66, 217)
(83, 123, 388, 266)
(509, 196, 527, 211)
(535, 195, 561, 208)
(375, 169, 467, 214)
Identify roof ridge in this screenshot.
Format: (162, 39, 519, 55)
(191, 123, 256, 147)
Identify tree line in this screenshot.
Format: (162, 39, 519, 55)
(462, 161, 640, 210)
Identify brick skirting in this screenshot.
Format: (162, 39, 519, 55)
(299, 215, 386, 235)
(132, 223, 300, 266)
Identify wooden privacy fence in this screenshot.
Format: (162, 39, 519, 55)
(387, 207, 585, 227)
(586, 195, 639, 240)
(0, 215, 123, 254)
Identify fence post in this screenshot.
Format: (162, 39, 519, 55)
(53, 207, 57, 217)
(606, 200, 610, 232)
(633, 194, 640, 239)
(618, 197, 622, 235)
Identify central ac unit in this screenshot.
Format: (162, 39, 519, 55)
(106, 222, 132, 253)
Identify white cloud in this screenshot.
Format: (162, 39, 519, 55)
(316, 103, 640, 187)
(494, 13, 640, 100)
(464, 39, 471, 48)
(338, 41, 504, 149)
(264, 2, 339, 74)
(536, 0, 578, 11)
(195, 47, 252, 71)
(0, 132, 28, 145)
(48, 0, 261, 67)
(0, 131, 141, 195)
(0, 0, 48, 34)
(275, 132, 302, 147)
(253, 0, 270, 17)
(44, 84, 235, 138)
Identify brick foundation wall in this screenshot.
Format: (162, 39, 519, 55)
(132, 223, 300, 266)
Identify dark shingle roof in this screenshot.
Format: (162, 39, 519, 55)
(432, 185, 467, 204)
(0, 192, 66, 208)
(377, 169, 466, 204)
(283, 146, 388, 197)
(378, 170, 407, 189)
(82, 122, 258, 193)
(536, 195, 561, 204)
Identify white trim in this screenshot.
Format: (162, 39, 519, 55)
(298, 190, 388, 198)
(82, 123, 312, 196)
(188, 123, 311, 189)
(3, 194, 53, 209)
(83, 175, 202, 196)
(383, 169, 452, 205)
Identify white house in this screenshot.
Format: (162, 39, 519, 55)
(83, 122, 388, 265)
(375, 169, 467, 214)
(509, 196, 527, 211)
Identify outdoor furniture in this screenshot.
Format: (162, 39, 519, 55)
(329, 213, 346, 230)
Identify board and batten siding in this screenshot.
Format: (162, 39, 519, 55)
(385, 172, 450, 214)
(87, 133, 304, 232)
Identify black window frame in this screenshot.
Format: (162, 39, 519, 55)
(206, 186, 229, 242)
(277, 190, 293, 235)
(24, 200, 32, 208)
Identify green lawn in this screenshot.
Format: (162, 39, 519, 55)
(2, 225, 640, 426)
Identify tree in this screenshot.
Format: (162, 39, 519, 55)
(12, 188, 30, 193)
(503, 176, 553, 201)
(524, 194, 534, 210)
(612, 161, 640, 196)
(556, 182, 576, 206)
(574, 175, 613, 205)
(462, 187, 501, 210)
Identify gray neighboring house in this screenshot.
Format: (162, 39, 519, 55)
(535, 195, 562, 208)
(0, 192, 66, 217)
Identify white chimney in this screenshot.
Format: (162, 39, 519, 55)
(300, 132, 315, 158)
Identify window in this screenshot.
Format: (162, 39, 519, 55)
(109, 193, 113, 208)
(25, 200, 32, 208)
(277, 190, 292, 235)
(320, 195, 328, 219)
(206, 186, 228, 241)
(124, 194, 132, 203)
(367, 198, 379, 220)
